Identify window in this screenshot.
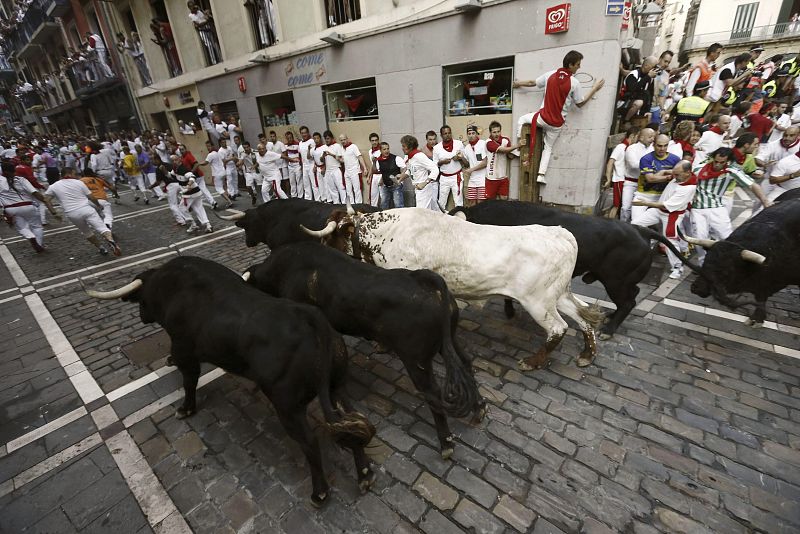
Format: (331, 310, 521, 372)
(324, 0, 361, 28)
(257, 91, 297, 128)
(246, 0, 278, 50)
(445, 59, 513, 117)
(190, 0, 222, 66)
(323, 79, 378, 122)
(731, 2, 758, 40)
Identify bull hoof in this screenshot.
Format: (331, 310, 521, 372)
(598, 332, 613, 341)
(175, 407, 194, 419)
(441, 447, 454, 460)
(576, 354, 595, 368)
(745, 318, 763, 328)
(518, 357, 547, 371)
(470, 403, 488, 425)
(310, 492, 328, 508)
(358, 469, 376, 494)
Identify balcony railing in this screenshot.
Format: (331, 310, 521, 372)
(66, 53, 119, 97)
(688, 22, 800, 50)
(9, 0, 59, 55)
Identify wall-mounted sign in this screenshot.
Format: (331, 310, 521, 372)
(238, 76, 247, 93)
(606, 0, 623, 16)
(284, 51, 328, 89)
(545, 3, 571, 34)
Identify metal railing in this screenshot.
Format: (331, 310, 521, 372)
(245, 0, 278, 49)
(66, 52, 118, 96)
(688, 22, 800, 49)
(9, 0, 57, 53)
(325, 0, 361, 28)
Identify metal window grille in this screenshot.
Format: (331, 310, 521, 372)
(731, 2, 759, 41)
(246, 0, 278, 49)
(324, 0, 361, 28)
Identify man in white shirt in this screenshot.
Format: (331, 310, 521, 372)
(755, 126, 800, 208)
(322, 130, 346, 203)
(766, 149, 800, 202)
(432, 125, 465, 211)
(218, 138, 238, 199)
(298, 126, 317, 201)
(707, 53, 751, 105)
(269, 130, 289, 186)
(366, 133, 382, 206)
(284, 131, 303, 198)
(312, 132, 328, 202)
(604, 126, 639, 218)
(0, 161, 57, 253)
(621, 127, 655, 222)
(513, 50, 605, 184)
(373, 141, 406, 209)
(768, 102, 791, 143)
(399, 135, 439, 211)
(461, 125, 488, 205)
(178, 120, 195, 135)
(85, 32, 113, 78)
(197, 101, 217, 144)
(200, 141, 231, 207)
(338, 133, 366, 204)
(693, 114, 730, 166)
(45, 167, 121, 256)
(238, 142, 261, 205)
(256, 142, 287, 202)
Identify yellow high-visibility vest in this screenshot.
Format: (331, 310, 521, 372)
(676, 96, 710, 117)
(763, 79, 778, 97)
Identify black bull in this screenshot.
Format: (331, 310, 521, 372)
(217, 198, 378, 248)
(84, 256, 375, 506)
(450, 200, 702, 338)
(689, 198, 800, 324)
(243, 242, 485, 459)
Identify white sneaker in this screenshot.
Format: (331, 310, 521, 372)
(668, 267, 683, 280)
(536, 174, 547, 184)
(186, 224, 198, 233)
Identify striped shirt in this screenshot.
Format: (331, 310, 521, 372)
(692, 162, 754, 209)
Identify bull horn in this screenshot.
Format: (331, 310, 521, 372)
(300, 220, 337, 238)
(84, 279, 143, 299)
(346, 202, 355, 215)
(682, 233, 716, 248)
(740, 250, 766, 264)
(242, 271, 251, 281)
(215, 209, 246, 221)
(453, 211, 467, 220)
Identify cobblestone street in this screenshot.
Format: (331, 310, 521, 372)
(1, 189, 799, 534)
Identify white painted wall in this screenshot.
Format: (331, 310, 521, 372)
(695, 0, 784, 35)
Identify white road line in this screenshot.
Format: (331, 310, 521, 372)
(5, 407, 88, 454)
(107, 365, 177, 402)
(0, 287, 18, 296)
(662, 297, 800, 336)
(106, 431, 192, 533)
(0, 293, 22, 305)
(0, 244, 30, 286)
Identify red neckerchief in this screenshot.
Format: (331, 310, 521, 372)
(343, 141, 351, 148)
(469, 138, 479, 146)
(673, 139, 694, 156)
(326, 141, 334, 147)
(781, 138, 800, 149)
(697, 162, 727, 181)
(406, 149, 421, 160)
(377, 154, 389, 161)
(679, 173, 698, 186)
(732, 147, 746, 164)
(709, 125, 724, 135)
(622, 139, 631, 147)
(442, 140, 453, 152)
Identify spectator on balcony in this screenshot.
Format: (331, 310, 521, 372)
(686, 43, 723, 97)
(123, 32, 152, 86)
(188, 2, 222, 65)
(85, 32, 113, 79)
(150, 18, 182, 77)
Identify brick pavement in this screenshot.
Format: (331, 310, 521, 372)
(1, 191, 799, 533)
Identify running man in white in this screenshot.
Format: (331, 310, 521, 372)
(339, 133, 366, 204)
(180, 172, 213, 234)
(218, 138, 239, 199)
(284, 131, 303, 198)
(256, 143, 286, 202)
(298, 126, 317, 200)
(0, 161, 57, 253)
(200, 141, 232, 207)
(366, 132, 382, 206)
(45, 167, 121, 256)
(238, 142, 262, 206)
(322, 130, 346, 203)
(433, 125, 465, 211)
(399, 135, 440, 211)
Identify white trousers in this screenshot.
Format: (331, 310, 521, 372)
(213, 174, 228, 195)
(183, 195, 209, 226)
(195, 175, 215, 205)
(620, 180, 638, 223)
(146, 172, 165, 198)
(261, 177, 288, 202)
(97, 198, 113, 228)
(226, 169, 238, 196)
(517, 113, 562, 176)
(343, 168, 362, 204)
(631, 192, 660, 222)
(66, 206, 108, 237)
(692, 207, 732, 263)
(130, 173, 149, 198)
(244, 172, 263, 189)
(301, 164, 316, 200)
(166, 183, 190, 224)
(438, 174, 463, 211)
(325, 168, 346, 203)
(632, 208, 685, 269)
(415, 182, 440, 211)
(6, 205, 43, 244)
(370, 174, 382, 206)
(287, 164, 303, 198)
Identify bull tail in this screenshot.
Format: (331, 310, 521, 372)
(634, 226, 704, 274)
(321, 335, 375, 449)
(438, 297, 484, 419)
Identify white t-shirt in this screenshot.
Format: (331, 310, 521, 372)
(462, 139, 488, 187)
(757, 139, 799, 179)
(271, 140, 287, 169)
(486, 136, 510, 181)
(197, 108, 213, 131)
(256, 151, 282, 180)
(298, 138, 316, 166)
(188, 11, 209, 25)
(0, 175, 37, 206)
(323, 143, 344, 170)
(44, 178, 92, 213)
(624, 142, 653, 179)
(432, 140, 465, 176)
(312, 145, 326, 167)
(227, 123, 239, 141)
(218, 146, 237, 172)
(535, 69, 584, 121)
(660, 178, 697, 212)
(405, 152, 439, 185)
(155, 141, 170, 163)
(342, 143, 362, 173)
(693, 130, 726, 166)
(369, 147, 382, 176)
(205, 150, 225, 176)
(610, 143, 627, 182)
(708, 63, 736, 103)
(769, 114, 791, 143)
(285, 141, 300, 166)
(770, 153, 800, 191)
(31, 154, 47, 181)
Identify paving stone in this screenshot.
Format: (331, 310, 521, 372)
(186, 501, 228, 532)
(419, 509, 465, 534)
(62, 470, 130, 529)
(169, 475, 206, 516)
(379, 423, 418, 452)
(447, 465, 499, 508)
(82, 494, 148, 534)
(384, 483, 428, 523)
(532, 517, 568, 534)
(581, 517, 616, 534)
(413, 472, 459, 511)
(494, 494, 536, 532)
(453, 498, 505, 534)
(279, 505, 325, 534)
(173, 431, 206, 460)
(258, 484, 294, 519)
(356, 492, 403, 532)
(483, 461, 529, 501)
(576, 446, 617, 477)
(525, 485, 581, 532)
(411, 444, 450, 477)
(485, 440, 530, 475)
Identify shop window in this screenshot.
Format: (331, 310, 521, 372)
(445, 60, 513, 117)
(257, 91, 297, 128)
(324, 0, 361, 27)
(324, 79, 378, 122)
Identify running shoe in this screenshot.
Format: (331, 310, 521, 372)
(108, 240, 122, 257)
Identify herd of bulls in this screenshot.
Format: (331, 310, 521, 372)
(85, 196, 800, 506)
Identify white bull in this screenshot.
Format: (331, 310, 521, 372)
(303, 207, 603, 369)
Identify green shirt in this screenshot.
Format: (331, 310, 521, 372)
(692, 163, 754, 209)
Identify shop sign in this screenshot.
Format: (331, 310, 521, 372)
(284, 52, 327, 89)
(545, 3, 571, 34)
